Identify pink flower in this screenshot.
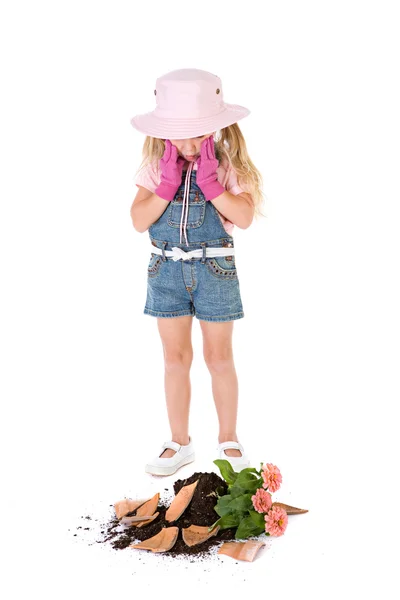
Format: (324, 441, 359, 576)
(265, 506, 288, 537)
(251, 488, 273, 513)
(261, 463, 282, 493)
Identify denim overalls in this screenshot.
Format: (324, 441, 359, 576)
(144, 163, 244, 322)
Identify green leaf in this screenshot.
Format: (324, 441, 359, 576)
(235, 515, 265, 540)
(236, 471, 262, 494)
(214, 493, 254, 517)
(229, 483, 247, 499)
(214, 494, 234, 517)
(215, 513, 242, 530)
(236, 467, 259, 476)
(229, 494, 254, 513)
(249, 510, 266, 529)
(213, 459, 238, 485)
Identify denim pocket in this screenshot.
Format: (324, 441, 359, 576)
(147, 253, 163, 278)
(168, 190, 206, 229)
(205, 256, 238, 279)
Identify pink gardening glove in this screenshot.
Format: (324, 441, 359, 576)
(155, 139, 186, 201)
(195, 136, 225, 201)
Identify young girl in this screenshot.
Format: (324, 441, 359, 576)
(130, 69, 265, 476)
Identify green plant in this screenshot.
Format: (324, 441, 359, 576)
(209, 460, 270, 540)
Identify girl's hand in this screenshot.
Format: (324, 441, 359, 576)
(155, 139, 186, 202)
(196, 136, 225, 201)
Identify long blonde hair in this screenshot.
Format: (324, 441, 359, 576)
(134, 122, 267, 220)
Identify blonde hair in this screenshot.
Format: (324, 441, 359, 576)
(134, 122, 267, 220)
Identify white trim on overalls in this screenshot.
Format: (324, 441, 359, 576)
(150, 245, 235, 262)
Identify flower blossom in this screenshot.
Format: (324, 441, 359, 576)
(261, 463, 282, 493)
(251, 488, 273, 513)
(265, 506, 288, 536)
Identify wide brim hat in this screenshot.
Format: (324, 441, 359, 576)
(130, 68, 250, 139)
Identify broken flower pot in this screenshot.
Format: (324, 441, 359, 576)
(100, 471, 307, 559)
(165, 480, 199, 522)
(114, 498, 149, 520)
(120, 513, 160, 527)
(181, 524, 220, 547)
(130, 527, 179, 553)
(218, 540, 266, 562)
(271, 502, 308, 515)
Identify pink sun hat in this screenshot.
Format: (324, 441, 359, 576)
(130, 68, 251, 140)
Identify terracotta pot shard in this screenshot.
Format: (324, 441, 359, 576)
(121, 512, 159, 527)
(165, 480, 199, 522)
(136, 512, 160, 528)
(218, 540, 265, 562)
(182, 524, 220, 547)
(114, 498, 149, 520)
(135, 492, 160, 518)
(130, 526, 179, 553)
(272, 501, 309, 514)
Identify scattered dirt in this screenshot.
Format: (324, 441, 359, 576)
(94, 471, 245, 558)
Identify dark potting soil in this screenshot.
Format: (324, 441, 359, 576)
(95, 471, 239, 558)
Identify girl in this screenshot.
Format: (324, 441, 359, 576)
(130, 69, 265, 476)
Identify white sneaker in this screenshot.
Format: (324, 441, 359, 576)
(145, 436, 195, 476)
(216, 441, 250, 472)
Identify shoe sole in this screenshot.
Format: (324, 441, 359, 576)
(145, 453, 196, 476)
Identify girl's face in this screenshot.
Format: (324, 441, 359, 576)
(167, 132, 215, 161)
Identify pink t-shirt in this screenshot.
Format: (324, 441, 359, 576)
(135, 156, 250, 235)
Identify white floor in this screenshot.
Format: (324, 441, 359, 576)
(3, 2, 400, 597)
(55, 458, 344, 597)
(14, 388, 397, 599)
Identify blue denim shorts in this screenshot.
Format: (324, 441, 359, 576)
(142, 167, 245, 322)
(144, 242, 245, 322)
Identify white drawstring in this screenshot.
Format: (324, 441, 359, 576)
(153, 161, 237, 262)
(179, 160, 193, 245)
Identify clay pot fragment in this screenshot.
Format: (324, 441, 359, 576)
(130, 527, 179, 553)
(114, 498, 149, 520)
(182, 524, 220, 547)
(165, 480, 199, 522)
(218, 540, 265, 562)
(135, 492, 160, 518)
(136, 513, 160, 528)
(272, 501, 308, 514)
(121, 513, 159, 527)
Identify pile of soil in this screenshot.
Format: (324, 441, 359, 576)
(96, 471, 242, 558)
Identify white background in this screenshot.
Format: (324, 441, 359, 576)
(1, 1, 399, 598)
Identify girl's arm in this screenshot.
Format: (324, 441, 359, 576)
(211, 191, 254, 229)
(130, 186, 254, 232)
(130, 186, 168, 233)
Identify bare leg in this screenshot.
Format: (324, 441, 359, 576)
(199, 320, 242, 457)
(156, 316, 193, 458)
